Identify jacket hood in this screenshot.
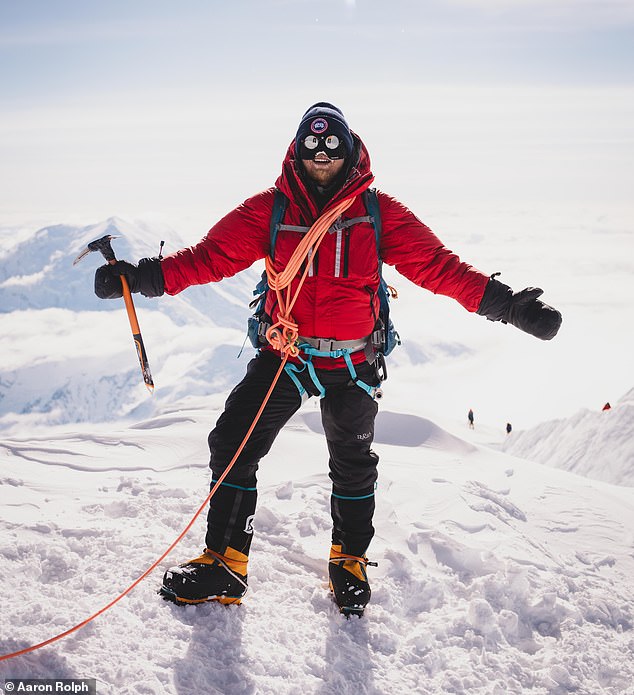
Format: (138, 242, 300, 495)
(275, 132, 375, 223)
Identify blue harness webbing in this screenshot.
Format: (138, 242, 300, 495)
(284, 342, 378, 400)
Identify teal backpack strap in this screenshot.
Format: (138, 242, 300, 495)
(246, 188, 288, 351)
(362, 187, 381, 255)
(362, 187, 401, 362)
(270, 188, 289, 260)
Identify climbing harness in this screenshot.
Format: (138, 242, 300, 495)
(284, 337, 382, 400)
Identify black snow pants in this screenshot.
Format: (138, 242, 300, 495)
(205, 349, 380, 559)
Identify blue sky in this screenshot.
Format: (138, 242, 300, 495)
(1, 0, 633, 231)
(2, 0, 634, 98)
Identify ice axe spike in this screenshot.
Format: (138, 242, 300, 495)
(73, 234, 155, 393)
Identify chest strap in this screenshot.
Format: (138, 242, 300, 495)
(277, 215, 372, 235)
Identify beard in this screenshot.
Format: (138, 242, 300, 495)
(302, 158, 346, 187)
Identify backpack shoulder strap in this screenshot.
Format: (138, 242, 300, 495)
(362, 187, 381, 257)
(270, 188, 289, 261)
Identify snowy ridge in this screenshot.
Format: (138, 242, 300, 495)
(502, 388, 634, 487)
(0, 216, 257, 324)
(0, 218, 259, 431)
(0, 307, 249, 430)
(0, 403, 633, 694)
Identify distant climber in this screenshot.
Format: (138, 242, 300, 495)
(468, 409, 475, 429)
(506, 422, 512, 435)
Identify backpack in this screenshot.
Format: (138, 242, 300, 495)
(247, 188, 400, 358)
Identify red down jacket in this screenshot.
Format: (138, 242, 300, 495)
(161, 134, 490, 367)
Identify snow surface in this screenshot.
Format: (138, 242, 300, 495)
(1, 214, 633, 693)
(1, 402, 633, 694)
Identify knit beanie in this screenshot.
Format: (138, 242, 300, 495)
(295, 102, 354, 159)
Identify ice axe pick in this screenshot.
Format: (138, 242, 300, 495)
(73, 234, 154, 393)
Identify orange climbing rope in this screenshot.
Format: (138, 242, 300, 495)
(0, 194, 356, 663)
(264, 196, 355, 355)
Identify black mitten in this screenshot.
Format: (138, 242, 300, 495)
(477, 278, 562, 341)
(94, 258, 164, 299)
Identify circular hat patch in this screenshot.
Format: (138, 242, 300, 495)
(310, 118, 329, 134)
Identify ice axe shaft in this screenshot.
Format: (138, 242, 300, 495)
(74, 234, 154, 393)
(114, 266, 154, 393)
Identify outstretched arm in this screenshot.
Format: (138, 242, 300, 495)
(377, 192, 562, 340)
(94, 189, 275, 300)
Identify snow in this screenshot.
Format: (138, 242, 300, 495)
(1, 213, 633, 693)
(1, 403, 633, 694)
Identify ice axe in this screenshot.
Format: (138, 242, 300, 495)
(73, 234, 154, 393)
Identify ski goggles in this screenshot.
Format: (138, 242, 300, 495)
(298, 134, 347, 160)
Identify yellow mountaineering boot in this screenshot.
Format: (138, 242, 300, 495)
(328, 544, 377, 617)
(160, 547, 248, 605)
